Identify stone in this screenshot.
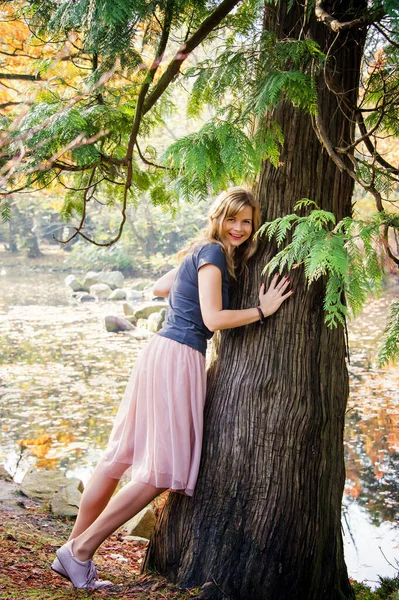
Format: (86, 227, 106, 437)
(133, 302, 168, 320)
(0, 465, 13, 482)
(105, 315, 135, 332)
(130, 280, 153, 291)
(124, 315, 137, 325)
(123, 302, 135, 316)
(143, 285, 157, 301)
(109, 288, 127, 300)
(51, 482, 82, 517)
(124, 506, 157, 539)
(64, 274, 84, 292)
(131, 328, 152, 340)
(109, 553, 128, 563)
(90, 283, 112, 299)
(122, 535, 148, 543)
(20, 468, 83, 501)
(75, 293, 95, 303)
(83, 271, 124, 291)
(147, 309, 166, 333)
(0, 477, 23, 511)
(83, 271, 102, 291)
(98, 271, 124, 290)
(136, 318, 148, 329)
(124, 290, 143, 302)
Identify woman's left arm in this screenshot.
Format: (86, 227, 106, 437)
(198, 265, 292, 331)
(153, 267, 179, 298)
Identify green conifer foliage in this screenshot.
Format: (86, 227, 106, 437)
(378, 301, 399, 365)
(258, 200, 399, 331)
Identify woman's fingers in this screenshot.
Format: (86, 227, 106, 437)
(260, 275, 290, 295)
(259, 275, 293, 308)
(271, 273, 280, 289)
(258, 274, 294, 317)
(277, 278, 290, 293)
(281, 289, 294, 300)
(258, 282, 265, 302)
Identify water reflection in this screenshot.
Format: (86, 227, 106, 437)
(0, 268, 146, 482)
(343, 289, 399, 584)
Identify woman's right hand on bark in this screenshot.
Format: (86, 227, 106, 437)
(259, 274, 293, 317)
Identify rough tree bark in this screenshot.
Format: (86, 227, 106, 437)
(145, 2, 367, 598)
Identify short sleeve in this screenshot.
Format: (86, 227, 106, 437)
(197, 243, 226, 273)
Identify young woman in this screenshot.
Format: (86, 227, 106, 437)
(52, 187, 293, 589)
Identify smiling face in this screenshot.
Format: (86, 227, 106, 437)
(220, 205, 254, 249)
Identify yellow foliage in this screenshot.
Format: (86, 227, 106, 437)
(17, 434, 52, 448)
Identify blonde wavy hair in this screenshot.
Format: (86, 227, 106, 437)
(178, 187, 261, 277)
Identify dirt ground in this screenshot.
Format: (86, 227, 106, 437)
(0, 477, 200, 600)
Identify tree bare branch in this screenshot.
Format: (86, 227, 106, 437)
(315, 1, 385, 32)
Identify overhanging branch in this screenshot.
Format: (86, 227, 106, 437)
(355, 111, 399, 174)
(312, 112, 399, 266)
(136, 141, 170, 170)
(142, 0, 242, 115)
(315, 1, 385, 32)
(311, 112, 383, 208)
(54, 166, 97, 244)
(373, 22, 399, 49)
(90, 0, 242, 249)
(0, 73, 41, 80)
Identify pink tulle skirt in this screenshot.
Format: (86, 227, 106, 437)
(100, 334, 206, 496)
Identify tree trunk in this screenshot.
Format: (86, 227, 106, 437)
(145, 2, 367, 598)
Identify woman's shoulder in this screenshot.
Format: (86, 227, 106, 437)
(193, 242, 228, 274)
(193, 241, 225, 257)
(179, 241, 227, 273)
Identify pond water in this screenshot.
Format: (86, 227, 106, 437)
(0, 253, 398, 587)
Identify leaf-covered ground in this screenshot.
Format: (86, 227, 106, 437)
(0, 490, 199, 600)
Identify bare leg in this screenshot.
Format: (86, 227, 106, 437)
(68, 460, 122, 540)
(71, 480, 166, 562)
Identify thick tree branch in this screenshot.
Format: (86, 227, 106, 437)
(0, 73, 41, 80)
(99, 153, 126, 167)
(311, 113, 383, 209)
(315, 1, 385, 32)
(0, 101, 21, 109)
(142, 0, 242, 115)
(125, 0, 174, 169)
(52, 160, 99, 172)
(312, 113, 350, 174)
(312, 112, 399, 266)
(103, 0, 176, 250)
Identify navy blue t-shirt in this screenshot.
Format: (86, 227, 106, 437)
(157, 243, 230, 355)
